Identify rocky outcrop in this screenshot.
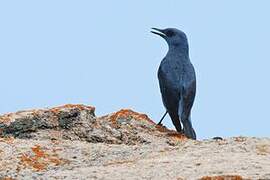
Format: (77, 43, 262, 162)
(0, 104, 269, 179)
(0, 104, 184, 145)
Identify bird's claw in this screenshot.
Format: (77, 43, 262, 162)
(157, 122, 163, 126)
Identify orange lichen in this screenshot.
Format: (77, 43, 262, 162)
(234, 137, 246, 142)
(200, 175, 244, 180)
(156, 124, 187, 140)
(50, 104, 95, 114)
(0, 177, 16, 180)
(155, 124, 170, 132)
(20, 153, 46, 171)
(0, 137, 15, 144)
(166, 132, 187, 140)
(109, 109, 155, 125)
(31, 110, 43, 117)
(19, 144, 66, 171)
(0, 115, 11, 124)
(32, 145, 47, 158)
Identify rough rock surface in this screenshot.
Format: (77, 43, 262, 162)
(0, 104, 269, 180)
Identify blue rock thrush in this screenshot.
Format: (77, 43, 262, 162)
(151, 28, 197, 139)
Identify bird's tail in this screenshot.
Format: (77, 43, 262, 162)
(178, 100, 196, 139)
(183, 115, 196, 140)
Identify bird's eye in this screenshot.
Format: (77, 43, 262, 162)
(166, 30, 175, 37)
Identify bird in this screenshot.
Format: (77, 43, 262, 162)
(151, 28, 197, 139)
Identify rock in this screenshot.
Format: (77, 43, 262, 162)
(0, 104, 185, 145)
(0, 104, 269, 179)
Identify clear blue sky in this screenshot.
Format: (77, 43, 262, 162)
(1, 1, 269, 139)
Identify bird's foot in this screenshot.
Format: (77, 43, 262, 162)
(156, 122, 166, 128)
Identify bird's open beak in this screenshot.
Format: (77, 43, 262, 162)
(151, 28, 166, 38)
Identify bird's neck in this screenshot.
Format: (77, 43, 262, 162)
(168, 44, 189, 59)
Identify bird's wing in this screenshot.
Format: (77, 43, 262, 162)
(158, 66, 167, 107)
(180, 62, 196, 111)
(158, 65, 179, 110)
(182, 79, 196, 113)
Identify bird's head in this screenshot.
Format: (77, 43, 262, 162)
(151, 28, 188, 49)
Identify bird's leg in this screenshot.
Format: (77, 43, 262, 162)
(157, 111, 168, 125)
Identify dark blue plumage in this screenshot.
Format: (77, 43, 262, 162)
(151, 28, 196, 139)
